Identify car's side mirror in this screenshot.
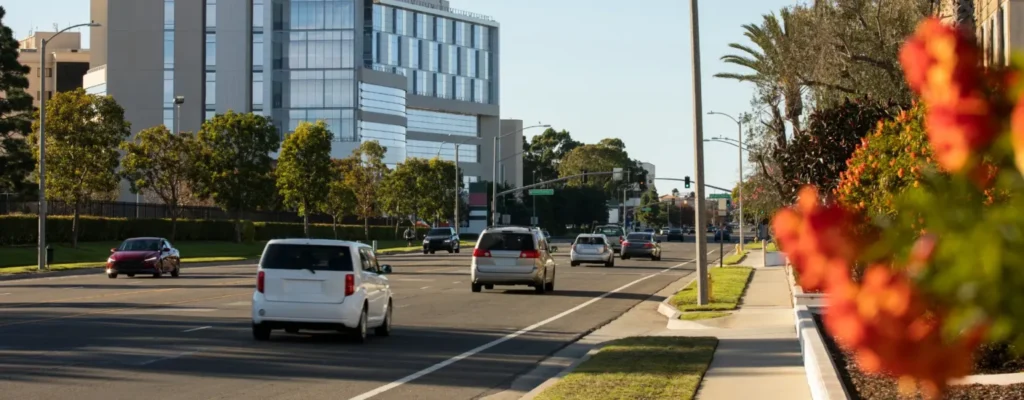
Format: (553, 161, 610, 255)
(380, 265, 393, 274)
(162, 247, 170, 252)
(110, 248, 117, 253)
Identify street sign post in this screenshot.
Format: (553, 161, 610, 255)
(642, 207, 651, 212)
(709, 193, 731, 199)
(530, 216, 538, 226)
(528, 189, 554, 196)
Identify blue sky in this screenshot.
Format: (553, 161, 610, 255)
(4, 0, 798, 195)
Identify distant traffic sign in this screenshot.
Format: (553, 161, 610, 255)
(709, 193, 731, 199)
(642, 207, 652, 212)
(529, 189, 554, 196)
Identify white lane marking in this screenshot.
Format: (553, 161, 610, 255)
(0, 293, 10, 296)
(136, 350, 200, 366)
(223, 301, 250, 307)
(420, 286, 431, 290)
(182, 326, 212, 333)
(392, 278, 435, 282)
(348, 249, 715, 400)
(453, 281, 461, 284)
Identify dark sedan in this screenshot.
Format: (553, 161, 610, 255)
(105, 237, 181, 279)
(422, 227, 460, 254)
(666, 228, 685, 242)
(620, 233, 662, 261)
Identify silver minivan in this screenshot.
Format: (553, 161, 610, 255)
(471, 226, 558, 294)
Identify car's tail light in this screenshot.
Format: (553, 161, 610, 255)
(644, 243, 654, 249)
(622, 241, 630, 247)
(257, 271, 265, 293)
(520, 249, 541, 259)
(345, 274, 355, 296)
(571, 244, 577, 252)
(619, 236, 624, 243)
(473, 248, 491, 257)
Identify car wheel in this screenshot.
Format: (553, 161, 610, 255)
(285, 328, 299, 334)
(252, 323, 271, 341)
(170, 263, 180, 278)
(621, 255, 630, 260)
(153, 268, 162, 278)
(375, 300, 393, 337)
(455, 247, 460, 254)
(570, 261, 578, 267)
(422, 249, 428, 254)
(107, 273, 118, 279)
(430, 250, 435, 255)
(471, 283, 482, 292)
(606, 259, 614, 268)
(545, 276, 555, 292)
(535, 273, 548, 294)
(448, 247, 453, 254)
(352, 306, 368, 343)
(126, 273, 135, 277)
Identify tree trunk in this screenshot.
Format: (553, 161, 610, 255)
(363, 218, 370, 241)
(332, 215, 339, 239)
(302, 200, 310, 238)
(72, 204, 80, 249)
(394, 219, 400, 239)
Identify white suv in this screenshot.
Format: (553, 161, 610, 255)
(251, 239, 394, 343)
(471, 226, 558, 293)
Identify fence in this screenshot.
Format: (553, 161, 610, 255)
(1, 199, 395, 226)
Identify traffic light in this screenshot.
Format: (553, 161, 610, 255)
(684, 176, 691, 189)
(638, 177, 647, 191)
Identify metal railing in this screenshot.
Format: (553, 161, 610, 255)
(379, 0, 495, 22)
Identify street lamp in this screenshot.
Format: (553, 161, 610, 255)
(492, 123, 549, 226)
(173, 95, 185, 134)
(689, 0, 710, 305)
(704, 138, 751, 152)
(436, 139, 471, 235)
(708, 110, 745, 247)
(38, 21, 101, 272)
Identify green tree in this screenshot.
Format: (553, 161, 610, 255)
(28, 88, 131, 248)
(636, 189, 662, 228)
(275, 120, 333, 238)
(558, 141, 631, 194)
(324, 158, 357, 239)
(191, 111, 279, 242)
(120, 125, 196, 240)
(0, 7, 35, 198)
(342, 140, 388, 239)
(523, 128, 581, 183)
(427, 157, 462, 226)
(379, 159, 420, 237)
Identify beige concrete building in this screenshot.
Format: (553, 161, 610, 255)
(975, 0, 1021, 66)
(16, 31, 91, 109)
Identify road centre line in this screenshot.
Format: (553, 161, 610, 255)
(348, 248, 718, 400)
(183, 326, 213, 333)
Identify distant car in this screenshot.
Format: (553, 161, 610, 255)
(666, 228, 685, 242)
(593, 225, 626, 253)
(105, 237, 180, 279)
(643, 228, 656, 234)
(714, 229, 732, 242)
(620, 233, 662, 261)
(471, 226, 558, 293)
(251, 239, 394, 342)
(687, 227, 696, 234)
(422, 227, 460, 254)
(570, 234, 614, 267)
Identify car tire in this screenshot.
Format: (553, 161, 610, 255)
(170, 263, 180, 278)
(107, 273, 118, 279)
(471, 283, 482, 292)
(455, 247, 460, 254)
(570, 261, 578, 267)
(430, 250, 435, 255)
(535, 273, 548, 294)
(252, 323, 271, 341)
(448, 247, 453, 254)
(621, 255, 630, 260)
(285, 328, 299, 334)
(375, 300, 393, 337)
(545, 275, 555, 292)
(153, 268, 162, 279)
(352, 306, 368, 343)
(126, 273, 135, 277)
(605, 259, 614, 268)
(422, 249, 428, 255)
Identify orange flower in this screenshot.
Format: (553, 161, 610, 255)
(772, 186, 863, 292)
(968, 161, 999, 190)
(1011, 100, 1024, 174)
(926, 97, 995, 172)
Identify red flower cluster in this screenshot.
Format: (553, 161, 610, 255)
(900, 18, 997, 173)
(772, 186, 863, 292)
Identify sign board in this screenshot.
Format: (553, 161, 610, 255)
(612, 167, 624, 181)
(529, 189, 554, 196)
(642, 207, 651, 212)
(501, 214, 511, 225)
(709, 193, 731, 199)
(717, 199, 729, 216)
(530, 216, 538, 225)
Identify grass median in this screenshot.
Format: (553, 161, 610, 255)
(670, 266, 753, 320)
(0, 239, 453, 275)
(744, 241, 778, 251)
(722, 250, 748, 265)
(535, 336, 718, 400)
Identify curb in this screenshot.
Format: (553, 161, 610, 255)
(786, 263, 851, 400)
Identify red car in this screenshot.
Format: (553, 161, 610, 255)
(105, 237, 181, 279)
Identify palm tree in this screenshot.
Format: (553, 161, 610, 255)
(715, 10, 804, 138)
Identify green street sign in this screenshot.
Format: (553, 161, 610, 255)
(642, 207, 652, 212)
(529, 189, 555, 196)
(709, 193, 731, 199)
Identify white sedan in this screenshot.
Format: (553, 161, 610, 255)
(570, 234, 615, 267)
(251, 239, 394, 343)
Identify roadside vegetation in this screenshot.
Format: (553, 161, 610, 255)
(671, 267, 753, 320)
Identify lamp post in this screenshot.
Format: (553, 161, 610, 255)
(708, 111, 745, 247)
(688, 0, 710, 305)
(38, 21, 101, 272)
(704, 137, 751, 152)
(492, 123, 549, 226)
(173, 95, 185, 134)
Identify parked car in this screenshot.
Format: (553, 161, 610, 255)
(542, 229, 552, 243)
(570, 234, 614, 267)
(714, 229, 732, 242)
(105, 237, 180, 279)
(620, 233, 662, 261)
(471, 226, 558, 293)
(422, 227, 460, 254)
(687, 226, 696, 234)
(593, 225, 626, 253)
(666, 228, 685, 242)
(251, 239, 394, 343)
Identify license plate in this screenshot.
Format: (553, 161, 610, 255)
(284, 279, 322, 294)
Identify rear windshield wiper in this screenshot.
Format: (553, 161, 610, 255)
(303, 267, 317, 274)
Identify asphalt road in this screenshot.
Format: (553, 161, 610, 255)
(0, 241, 718, 400)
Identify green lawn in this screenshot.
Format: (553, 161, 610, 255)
(535, 336, 719, 400)
(722, 250, 748, 265)
(0, 239, 443, 275)
(671, 267, 754, 314)
(744, 242, 779, 252)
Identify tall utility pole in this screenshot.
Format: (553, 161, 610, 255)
(689, 0, 710, 305)
(454, 144, 460, 235)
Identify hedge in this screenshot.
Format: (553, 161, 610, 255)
(0, 215, 432, 246)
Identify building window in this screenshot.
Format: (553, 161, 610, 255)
(205, 72, 216, 106)
(435, 73, 447, 99)
(163, 109, 174, 130)
(448, 45, 458, 74)
(206, 0, 216, 28)
(998, 6, 1006, 65)
(288, 31, 353, 69)
(394, 8, 407, 35)
(453, 76, 466, 101)
(164, 0, 174, 29)
(455, 21, 466, 46)
(466, 49, 476, 78)
(37, 68, 52, 77)
(472, 25, 485, 49)
(473, 79, 483, 103)
(415, 13, 430, 39)
(428, 42, 439, 71)
(252, 71, 264, 109)
(414, 70, 430, 96)
(291, 0, 354, 30)
(407, 139, 479, 162)
(163, 70, 174, 107)
(388, 33, 400, 65)
(482, 51, 490, 80)
(252, 0, 264, 29)
(359, 83, 406, 117)
(407, 109, 477, 136)
(358, 121, 407, 164)
(206, 34, 216, 67)
(252, 32, 264, 68)
(288, 109, 354, 140)
(164, 31, 174, 68)
(288, 69, 354, 108)
(408, 38, 419, 69)
(435, 17, 447, 43)
(372, 4, 384, 30)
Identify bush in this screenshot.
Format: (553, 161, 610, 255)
(0, 214, 429, 245)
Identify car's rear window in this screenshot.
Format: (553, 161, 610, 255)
(118, 239, 161, 251)
(427, 228, 450, 236)
(575, 236, 606, 245)
(596, 226, 623, 236)
(478, 232, 536, 251)
(626, 233, 650, 241)
(260, 244, 354, 271)
(670, 229, 682, 233)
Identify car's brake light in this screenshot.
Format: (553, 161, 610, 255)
(257, 271, 265, 293)
(520, 249, 541, 259)
(644, 243, 654, 249)
(345, 274, 355, 296)
(622, 241, 630, 247)
(473, 248, 491, 257)
(571, 244, 577, 252)
(619, 236, 624, 243)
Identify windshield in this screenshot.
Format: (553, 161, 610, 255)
(118, 239, 161, 251)
(259, 244, 354, 271)
(626, 233, 650, 241)
(478, 232, 536, 251)
(596, 226, 623, 236)
(427, 228, 451, 236)
(575, 236, 606, 245)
